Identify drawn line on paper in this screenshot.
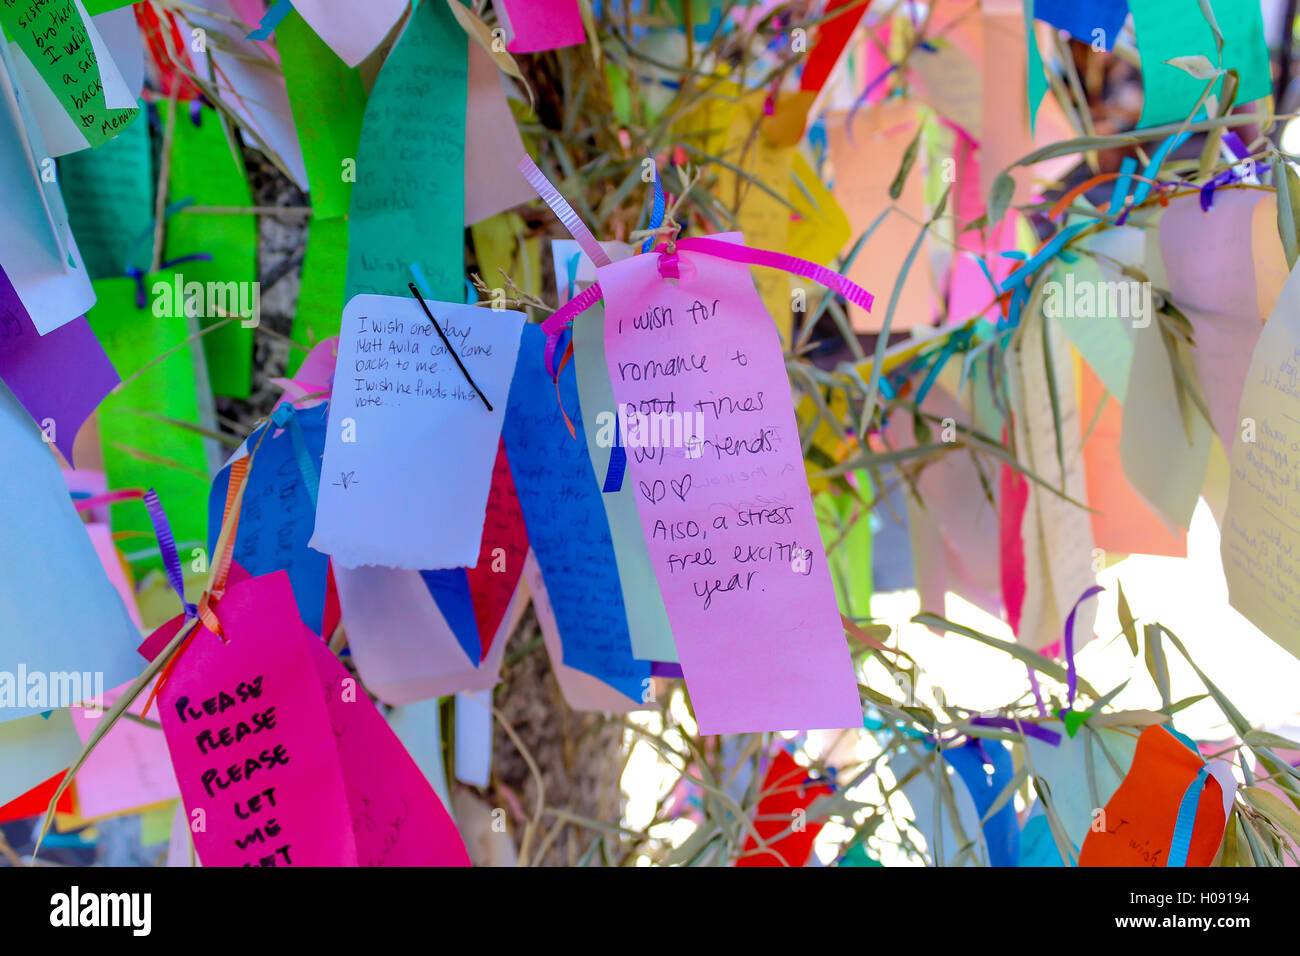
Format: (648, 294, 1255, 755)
(408, 283, 493, 412)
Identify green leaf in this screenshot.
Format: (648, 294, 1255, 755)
(1242, 787, 1300, 848)
(1276, 159, 1300, 270)
(1143, 623, 1172, 710)
(988, 171, 1015, 229)
(889, 124, 923, 201)
(1116, 582, 1139, 656)
(1163, 55, 1223, 81)
(1197, 0, 1224, 59)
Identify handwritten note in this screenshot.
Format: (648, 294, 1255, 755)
(208, 403, 330, 635)
(160, 571, 357, 866)
(0, 0, 139, 148)
(502, 323, 650, 701)
(522, 550, 643, 713)
(1222, 261, 1300, 657)
(311, 294, 525, 569)
(596, 238, 862, 733)
(345, 0, 465, 302)
(1079, 725, 1225, 867)
(57, 99, 151, 279)
(304, 634, 470, 866)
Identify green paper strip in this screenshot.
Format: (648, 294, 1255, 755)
(1130, 0, 1271, 129)
(57, 98, 152, 279)
(1024, 0, 1047, 135)
(815, 474, 873, 621)
(164, 107, 256, 399)
(89, 275, 216, 572)
(288, 215, 349, 374)
(572, 302, 679, 663)
(279, 8, 367, 221)
(345, 0, 467, 302)
(0, 0, 138, 147)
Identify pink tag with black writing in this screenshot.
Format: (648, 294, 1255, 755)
(160, 571, 357, 866)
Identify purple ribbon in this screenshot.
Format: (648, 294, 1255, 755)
(1063, 585, 1104, 710)
(970, 715, 1062, 747)
(142, 488, 197, 619)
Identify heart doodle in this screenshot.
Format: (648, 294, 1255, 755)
(639, 479, 666, 504)
(670, 474, 692, 502)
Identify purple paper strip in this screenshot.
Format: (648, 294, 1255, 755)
(650, 661, 684, 678)
(0, 266, 118, 463)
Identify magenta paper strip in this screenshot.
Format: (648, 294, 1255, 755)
(304, 634, 471, 866)
(596, 237, 861, 733)
(498, 0, 586, 53)
(160, 571, 357, 866)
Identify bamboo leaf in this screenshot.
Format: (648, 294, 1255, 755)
(1276, 158, 1300, 269)
(889, 124, 923, 200)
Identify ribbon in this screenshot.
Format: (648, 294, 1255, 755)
(140, 457, 250, 719)
(538, 237, 876, 377)
(1062, 585, 1104, 711)
(270, 402, 321, 507)
(602, 412, 627, 493)
(74, 487, 194, 618)
(1167, 765, 1212, 867)
(640, 165, 666, 253)
(969, 715, 1062, 746)
(245, 0, 294, 40)
(126, 252, 214, 308)
(518, 156, 611, 269)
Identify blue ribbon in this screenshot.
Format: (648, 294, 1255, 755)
(641, 165, 666, 253)
(1167, 766, 1211, 867)
(271, 402, 321, 507)
(246, 0, 294, 40)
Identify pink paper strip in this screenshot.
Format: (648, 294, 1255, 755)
(160, 571, 357, 866)
(498, 0, 586, 53)
(596, 236, 862, 733)
(304, 634, 470, 866)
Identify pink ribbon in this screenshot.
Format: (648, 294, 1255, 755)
(538, 237, 877, 377)
(518, 156, 611, 270)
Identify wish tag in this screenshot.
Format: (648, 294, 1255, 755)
(1079, 725, 1226, 867)
(310, 294, 525, 569)
(159, 571, 357, 866)
(595, 234, 862, 733)
(304, 634, 470, 866)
